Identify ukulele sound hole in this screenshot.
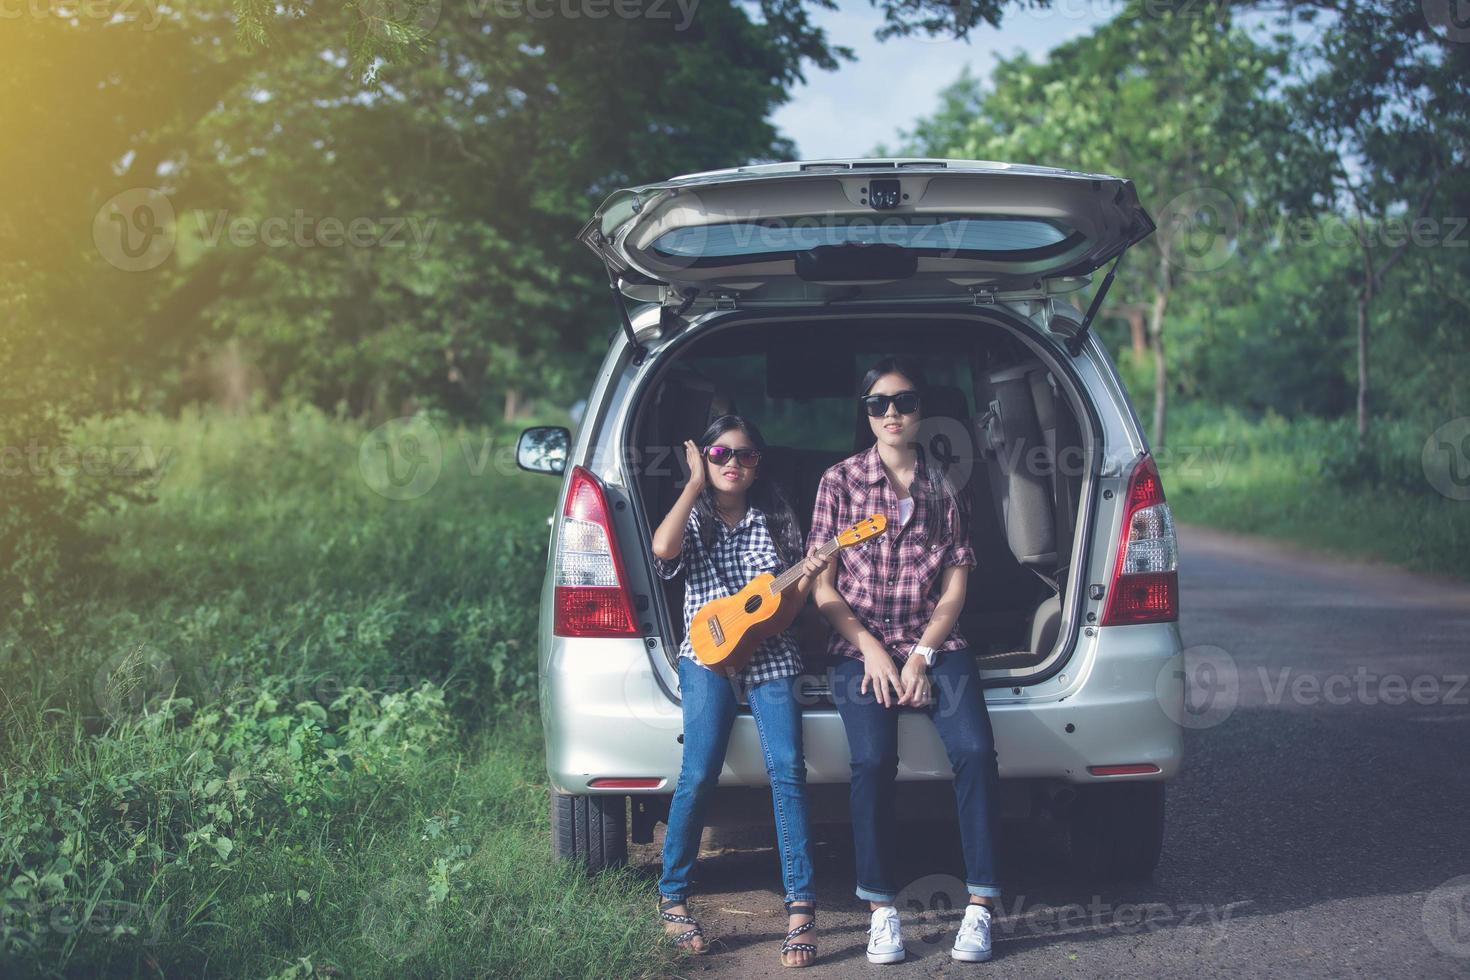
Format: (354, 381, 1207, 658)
(743, 594, 763, 615)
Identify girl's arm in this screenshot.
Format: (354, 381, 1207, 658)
(899, 526, 973, 706)
(810, 560, 873, 649)
(806, 469, 902, 702)
(813, 562, 903, 705)
(651, 440, 706, 560)
(916, 564, 968, 649)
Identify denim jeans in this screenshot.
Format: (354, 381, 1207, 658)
(659, 657, 816, 904)
(830, 649, 1001, 903)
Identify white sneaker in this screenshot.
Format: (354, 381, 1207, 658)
(951, 903, 993, 962)
(866, 905, 906, 964)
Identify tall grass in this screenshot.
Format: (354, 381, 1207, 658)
(1158, 404, 1470, 580)
(1, 406, 663, 978)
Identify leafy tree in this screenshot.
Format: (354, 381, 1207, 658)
(896, 1, 1293, 447)
(1245, 0, 1469, 440)
(0, 0, 1049, 610)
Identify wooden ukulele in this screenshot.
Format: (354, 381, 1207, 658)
(690, 514, 888, 674)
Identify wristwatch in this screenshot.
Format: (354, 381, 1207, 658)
(911, 644, 937, 667)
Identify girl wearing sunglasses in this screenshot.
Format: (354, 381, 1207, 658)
(808, 357, 1001, 965)
(649, 413, 831, 968)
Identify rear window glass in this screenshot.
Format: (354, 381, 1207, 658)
(678, 352, 975, 453)
(652, 216, 1074, 259)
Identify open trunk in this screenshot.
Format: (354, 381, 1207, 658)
(627, 310, 1092, 695)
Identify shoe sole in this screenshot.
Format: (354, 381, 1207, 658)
(867, 949, 906, 964)
(951, 947, 992, 962)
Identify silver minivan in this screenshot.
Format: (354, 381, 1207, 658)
(518, 158, 1184, 882)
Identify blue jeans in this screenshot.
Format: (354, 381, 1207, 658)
(659, 657, 816, 905)
(830, 649, 1001, 903)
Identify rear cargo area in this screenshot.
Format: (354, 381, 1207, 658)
(629, 313, 1092, 687)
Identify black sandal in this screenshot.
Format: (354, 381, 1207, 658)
(780, 900, 817, 968)
(658, 898, 708, 954)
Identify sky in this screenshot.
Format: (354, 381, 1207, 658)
(772, 1, 1121, 160)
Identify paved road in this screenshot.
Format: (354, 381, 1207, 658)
(629, 526, 1470, 978)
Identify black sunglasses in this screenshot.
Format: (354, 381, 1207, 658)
(860, 390, 921, 418)
(703, 445, 763, 467)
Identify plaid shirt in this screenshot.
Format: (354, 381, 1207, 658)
(807, 444, 976, 663)
(653, 505, 803, 687)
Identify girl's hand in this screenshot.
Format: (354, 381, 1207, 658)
(793, 545, 834, 593)
(682, 439, 707, 492)
(860, 644, 903, 708)
(898, 654, 932, 707)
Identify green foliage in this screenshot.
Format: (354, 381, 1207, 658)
(1160, 404, 1470, 579)
(896, 1, 1300, 445)
(896, 0, 1468, 439)
(0, 408, 668, 977)
(5, 405, 554, 725)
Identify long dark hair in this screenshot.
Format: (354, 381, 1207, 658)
(692, 414, 803, 566)
(854, 356, 965, 551)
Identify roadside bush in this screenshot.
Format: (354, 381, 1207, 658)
(0, 681, 453, 967)
(0, 405, 647, 979)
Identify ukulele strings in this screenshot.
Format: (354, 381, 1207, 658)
(713, 521, 876, 635)
(705, 520, 876, 643)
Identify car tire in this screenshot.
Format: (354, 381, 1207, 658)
(551, 790, 628, 874)
(1068, 781, 1165, 880)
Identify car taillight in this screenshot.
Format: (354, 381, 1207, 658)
(553, 466, 639, 637)
(1100, 455, 1179, 626)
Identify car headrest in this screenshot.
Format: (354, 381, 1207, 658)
(924, 385, 973, 428)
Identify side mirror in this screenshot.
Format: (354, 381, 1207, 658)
(517, 426, 570, 475)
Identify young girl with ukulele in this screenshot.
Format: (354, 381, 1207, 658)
(650, 413, 831, 968)
(808, 357, 1002, 965)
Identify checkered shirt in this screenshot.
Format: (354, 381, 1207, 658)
(806, 443, 976, 663)
(653, 504, 803, 687)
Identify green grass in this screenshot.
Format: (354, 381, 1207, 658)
(0, 406, 664, 978)
(1157, 405, 1470, 580)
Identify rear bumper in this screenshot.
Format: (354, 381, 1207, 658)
(542, 623, 1183, 794)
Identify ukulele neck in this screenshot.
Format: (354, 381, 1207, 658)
(768, 536, 842, 595)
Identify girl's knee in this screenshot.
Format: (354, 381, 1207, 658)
(849, 749, 899, 780)
(948, 741, 997, 772)
(764, 749, 806, 783)
(677, 757, 723, 793)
